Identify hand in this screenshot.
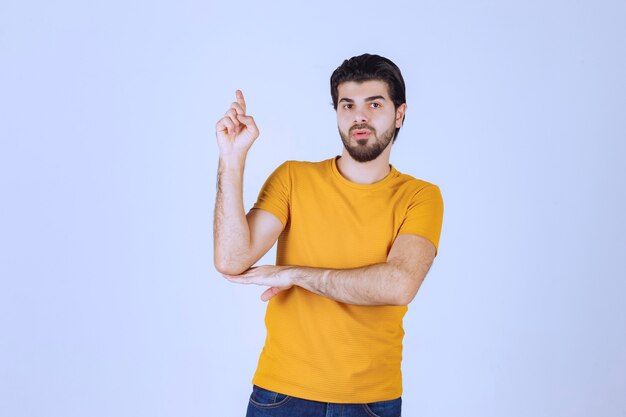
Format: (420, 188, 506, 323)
(215, 90, 259, 161)
(223, 265, 294, 302)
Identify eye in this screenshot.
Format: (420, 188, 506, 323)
(343, 104, 353, 110)
(370, 102, 381, 108)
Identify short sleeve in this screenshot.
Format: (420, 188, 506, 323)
(398, 184, 444, 252)
(252, 161, 291, 226)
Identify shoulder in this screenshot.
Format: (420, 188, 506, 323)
(283, 158, 333, 170)
(392, 168, 442, 197)
(275, 158, 335, 176)
(264, 159, 334, 188)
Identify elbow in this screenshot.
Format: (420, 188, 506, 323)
(214, 261, 247, 276)
(392, 273, 424, 306)
(392, 288, 417, 306)
(213, 254, 249, 276)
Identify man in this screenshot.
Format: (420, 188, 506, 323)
(214, 54, 443, 417)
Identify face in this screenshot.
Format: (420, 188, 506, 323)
(336, 80, 406, 163)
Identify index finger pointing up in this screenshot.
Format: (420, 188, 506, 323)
(236, 90, 246, 114)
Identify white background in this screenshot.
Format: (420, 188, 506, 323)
(1, 0, 625, 416)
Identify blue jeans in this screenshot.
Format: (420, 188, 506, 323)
(246, 385, 402, 417)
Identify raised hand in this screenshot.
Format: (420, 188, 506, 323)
(215, 90, 259, 161)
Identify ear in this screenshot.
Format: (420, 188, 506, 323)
(395, 103, 407, 128)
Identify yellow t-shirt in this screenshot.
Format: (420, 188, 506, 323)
(251, 157, 444, 403)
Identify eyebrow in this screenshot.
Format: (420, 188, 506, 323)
(339, 95, 387, 103)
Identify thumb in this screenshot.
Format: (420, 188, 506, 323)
(261, 287, 285, 302)
(236, 114, 259, 139)
(237, 113, 257, 129)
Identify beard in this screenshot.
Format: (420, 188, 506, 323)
(338, 123, 396, 163)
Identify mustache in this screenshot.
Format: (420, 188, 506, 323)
(349, 124, 376, 134)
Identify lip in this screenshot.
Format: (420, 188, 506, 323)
(351, 129, 371, 138)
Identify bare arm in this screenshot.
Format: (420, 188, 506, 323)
(213, 91, 284, 275)
(225, 234, 437, 306)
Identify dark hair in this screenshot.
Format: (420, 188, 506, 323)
(330, 53, 406, 141)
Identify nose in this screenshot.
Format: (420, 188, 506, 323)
(353, 108, 368, 123)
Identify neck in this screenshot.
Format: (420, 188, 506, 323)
(336, 144, 392, 184)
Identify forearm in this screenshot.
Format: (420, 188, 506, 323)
(224, 234, 435, 305)
(213, 157, 252, 274)
(288, 261, 420, 306)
